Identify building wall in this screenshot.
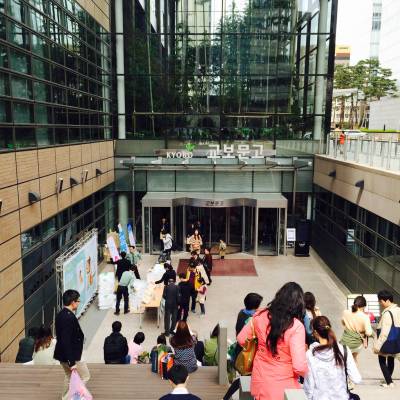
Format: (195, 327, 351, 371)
(369, 97, 400, 131)
(0, 141, 114, 362)
(76, 0, 110, 30)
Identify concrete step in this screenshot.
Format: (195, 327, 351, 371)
(0, 363, 228, 400)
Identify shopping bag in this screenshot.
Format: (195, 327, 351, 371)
(68, 370, 93, 400)
(380, 311, 400, 354)
(234, 319, 257, 376)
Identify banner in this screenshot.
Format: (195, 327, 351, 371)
(106, 234, 120, 262)
(62, 235, 98, 318)
(118, 223, 128, 253)
(127, 223, 135, 246)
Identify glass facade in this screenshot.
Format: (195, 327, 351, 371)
(313, 185, 400, 301)
(121, 0, 336, 142)
(0, 0, 112, 150)
(21, 188, 115, 332)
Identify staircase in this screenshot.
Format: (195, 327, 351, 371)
(0, 363, 228, 400)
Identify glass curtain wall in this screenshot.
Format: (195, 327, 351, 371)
(0, 0, 112, 150)
(123, 0, 335, 142)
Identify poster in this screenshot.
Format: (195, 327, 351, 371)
(127, 223, 135, 246)
(118, 223, 128, 253)
(287, 228, 296, 242)
(107, 234, 120, 262)
(62, 235, 98, 318)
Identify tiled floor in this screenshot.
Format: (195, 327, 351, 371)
(80, 248, 399, 399)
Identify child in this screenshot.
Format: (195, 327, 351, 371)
(196, 278, 207, 315)
(159, 364, 201, 400)
(128, 331, 145, 364)
(219, 239, 226, 260)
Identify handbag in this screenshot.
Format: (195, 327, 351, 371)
(234, 319, 257, 376)
(343, 346, 361, 400)
(379, 311, 400, 354)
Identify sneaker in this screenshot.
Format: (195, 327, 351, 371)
(124, 309, 130, 314)
(114, 311, 120, 316)
(380, 382, 395, 388)
(191, 309, 196, 313)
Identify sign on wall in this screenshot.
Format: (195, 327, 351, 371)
(287, 228, 296, 242)
(62, 235, 98, 318)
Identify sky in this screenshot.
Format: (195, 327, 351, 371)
(336, 0, 373, 65)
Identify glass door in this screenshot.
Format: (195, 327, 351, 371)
(151, 207, 171, 254)
(211, 208, 226, 246)
(258, 208, 278, 255)
(228, 207, 242, 246)
(244, 206, 255, 254)
(173, 206, 184, 251)
(186, 207, 211, 249)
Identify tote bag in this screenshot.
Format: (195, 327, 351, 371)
(380, 311, 400, 354)
(235, 319, 257, 376)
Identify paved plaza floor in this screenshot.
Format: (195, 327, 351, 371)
(80, 249, 399, 399)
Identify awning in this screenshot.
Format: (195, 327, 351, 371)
(141, 192, 287, 208)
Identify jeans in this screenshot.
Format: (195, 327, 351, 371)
(116, 286, 129, 313)
(379, 355, 395, 384)
(223, 378, 240, 400)
(60, 361, 90, 400)
(198, 303, 205, 314)
(179, 303, 189, 321)
(190, 288, 197, 311)
(164, 307, 178, 334)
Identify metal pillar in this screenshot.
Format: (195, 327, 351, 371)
(118, 193, 129, 232)
(284, 207, 288, 256)
(254, 206, 259, 256)
(183, 205, 186, 251)
(142, 204, 145, 253)
(241, 205, 245, 252)
(313, 0, 329, 141)
(292, 169, 297, 216)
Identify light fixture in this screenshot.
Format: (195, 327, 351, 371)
(70, 177, 79, 187)
(56, 178, 64, 193)
(81, 170, 89, 183)
(355, 180, 364, 189)
(328, 170, 336, 178)
(28, 191, 41, 204)
(95, 168, 103, 176)
(0, 199, 3, 214)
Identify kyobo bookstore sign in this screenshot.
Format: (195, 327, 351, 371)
(166, 143, 268, 160)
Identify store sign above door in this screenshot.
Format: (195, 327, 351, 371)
(165, 144, 272, 160)
(204, 200, 224, 207)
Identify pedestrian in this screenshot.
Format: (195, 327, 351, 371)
(304, 292, 322, 346)
(32, 325, 58, 365)
(188, 229, 202, 255)
(54, 290, 90, 400)
(237, 282, 308, 400)
(223, 292, 263, 400)
(15, 327, 39, 363)
(115, 264, 137, 315)
(196, 278, 207, 315)
(155, 261, 177, 286)
(126, 245, 142, 266)
(103, 321, 129, 364)
(163, 278, 181, 337)
(178, 272, 191, 321)
(162, 230, 173, 260)
(303, 316, 361, 399)
(374, 289, 400, 388)
(202, 247, 213, 285)
(128, 331, 145, 364)
(219, 239, 226, 259)
(170, 321, 198, 373)
(159, 364, 201, 400)
(340, 295, 373, 363)
(115, 251, 140, 282)
(160, 217, 170, 250)
(185, 260, 202, 313)
(203, 325, 219, 366)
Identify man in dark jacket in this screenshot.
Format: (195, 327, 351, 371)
(115, 251, 140, 282)
(178, 273, 191, 322)
(54, 289, 90, 400)
(103, 321, 129, 364)
(15, 327, 39, 363)
(163, 279, 181, 336)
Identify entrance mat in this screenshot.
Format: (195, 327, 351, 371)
(177, 258, 257, 276)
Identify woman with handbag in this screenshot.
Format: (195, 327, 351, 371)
(340, 296, 373, 363)
(188, 230, 203, 255)
(237, 282, 308, 400)
(303, 316, 362, 400)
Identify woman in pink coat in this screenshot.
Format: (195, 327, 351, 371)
(237, 282, 308, 400)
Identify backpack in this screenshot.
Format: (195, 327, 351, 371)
(159, 353, 174, 379)
(150, 345, 169, 374)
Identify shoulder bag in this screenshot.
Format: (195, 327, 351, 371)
(379, 311, 400, 354)
(234, 318, 257, 376)
(343, 346, 361, 400)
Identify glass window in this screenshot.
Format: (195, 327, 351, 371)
(33, 81, 50, 101)
(7, 0, 24, 22)
(15, 126, 36, 147)
(23, 267, 43, 300)
(10, 49, 30, 74)
(32, 58, 50, 79)
(11, 76, 32, 99)
(0, 127, 13, 150)
(0, 72, 10, 96)
(36, 127, 54, 146)
(31, 33, 48, 57)
(0, 100, 12, 122)
(14, 102, 33, 123)
(0, 44, 8, 67)
(21, 225, 41, 254)
(34, 104, 52, 123)
(8, 22, 29, 49)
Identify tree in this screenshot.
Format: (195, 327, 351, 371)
(334, 59, 397, 127)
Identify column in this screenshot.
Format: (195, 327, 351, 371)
(118, 194, 129, 234)
(313, 0, 329, 141)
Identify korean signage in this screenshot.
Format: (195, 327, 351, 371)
(165, 143, 268, 160)
(205, 200, 224, 207)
